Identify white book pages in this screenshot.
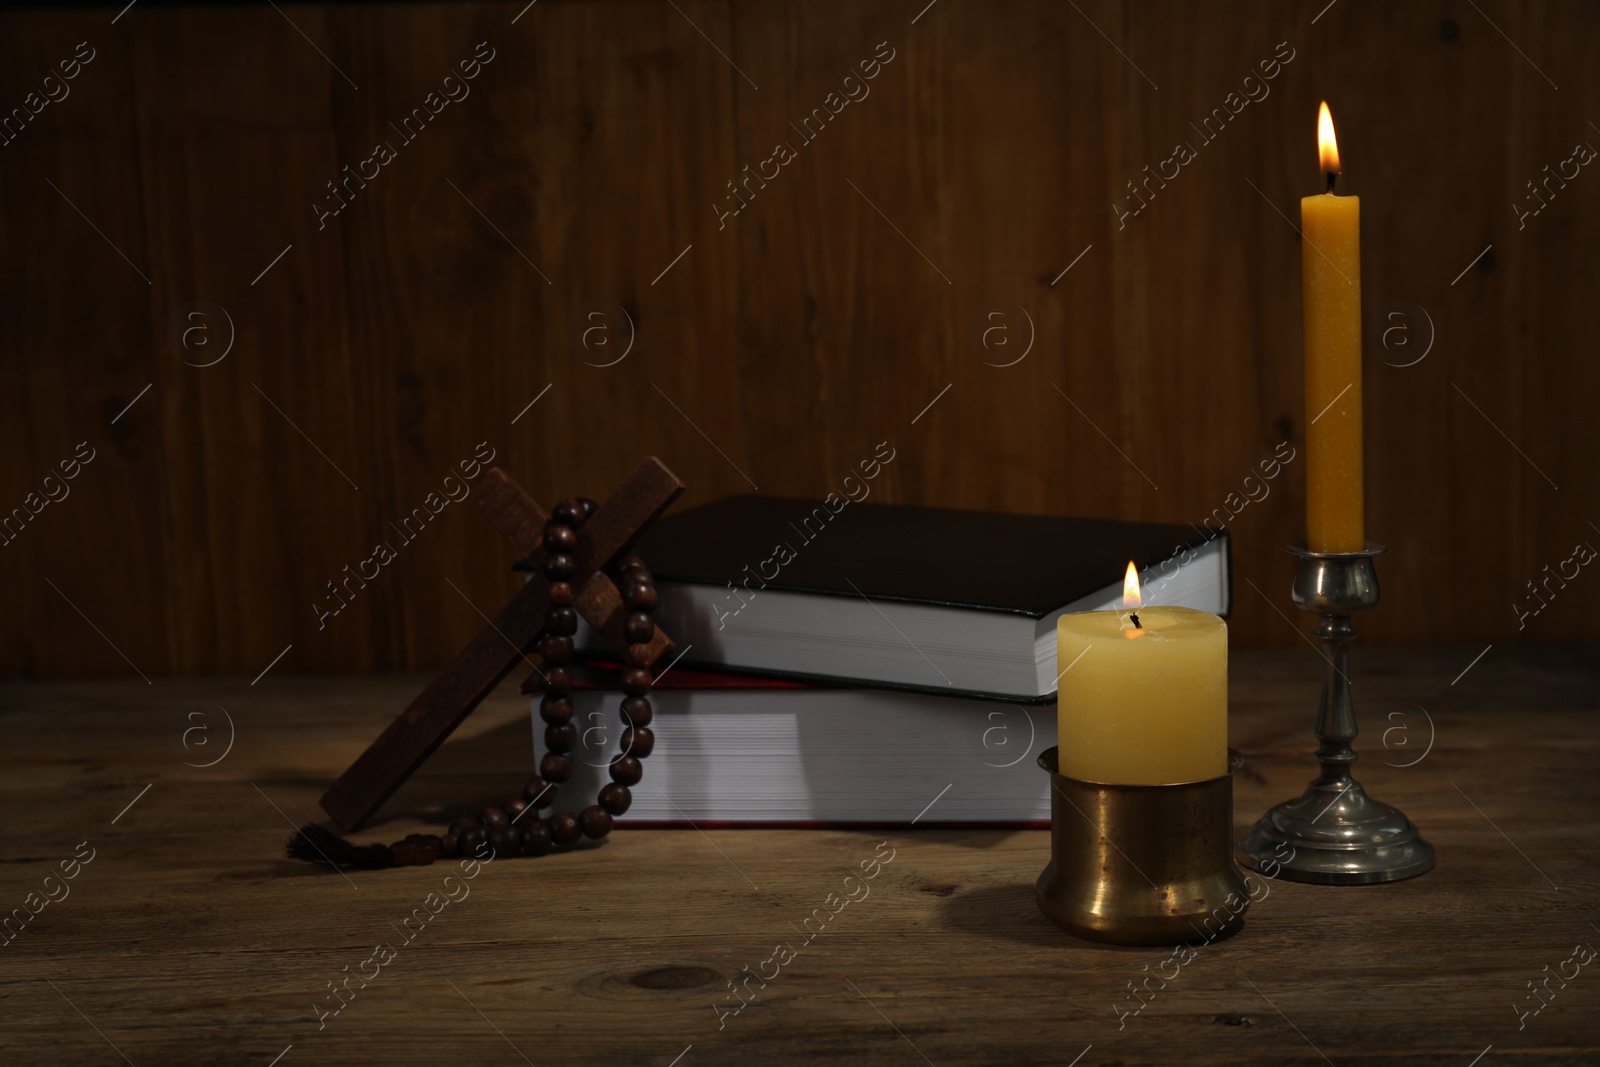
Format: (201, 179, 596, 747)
(534, 688, 1059, 824)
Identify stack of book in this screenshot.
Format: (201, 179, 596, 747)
(523, 496, 1230, 827)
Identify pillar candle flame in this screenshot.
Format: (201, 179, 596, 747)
(1122, 561, 1143, 609)
(1122, 561, 1144, 633)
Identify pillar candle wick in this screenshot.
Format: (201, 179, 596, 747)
(1326, 171, 1337, 194)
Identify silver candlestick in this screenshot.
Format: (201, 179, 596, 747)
(1239, 542, 1435, 884)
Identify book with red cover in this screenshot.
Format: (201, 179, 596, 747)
(522, 662, 1053, 827)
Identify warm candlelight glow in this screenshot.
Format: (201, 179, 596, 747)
(1122, 561, 1142, 609)
(1318, 101, 1340, 176)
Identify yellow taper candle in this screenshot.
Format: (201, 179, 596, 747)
(1056, 563, 1228, 785)
(1302, 101, 1364, 554)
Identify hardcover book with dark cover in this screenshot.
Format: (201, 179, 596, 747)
(575, 495, 1230, 702)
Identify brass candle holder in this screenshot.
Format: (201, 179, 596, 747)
(1239, 543, 1435, 884)
(1035, 747, 1251, 945)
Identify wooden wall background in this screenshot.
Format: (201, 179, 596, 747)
(1, 0, 1595, 679)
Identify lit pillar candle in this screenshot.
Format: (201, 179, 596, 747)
(1056, 563, 1228, 785)
(1302, 101, 1364, 554)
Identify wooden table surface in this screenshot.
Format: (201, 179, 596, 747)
(2, 646, 1596, 1066)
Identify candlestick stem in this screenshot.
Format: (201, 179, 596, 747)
(1239, 543, 1435, 884)
(1313, 611, 1358, 781)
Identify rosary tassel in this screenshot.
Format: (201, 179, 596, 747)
(287, 824, 395, 869)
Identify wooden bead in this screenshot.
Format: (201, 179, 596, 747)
(615, 553, 646, 573)
(523, 777, 557, 807)
(544, 723, 577, 753)
(488, 826, 521, 859)
(541, 752, 574, 782)
(521, 820, 552, 856)
(620, 697, 653, 727)
(421, 589, 666, 863)
(542, 525, 578, 553)
(458, 825, 487, 859)
(543, 553, 576, 581)
(622, 726, 655, 759)
(621, 580, 657, 611)
(576, 497, 598, 519)
(621, 666, 652, 697)
(609, 754, 643, 786)
(548, 811, 582, 847)
(552, 499, 586, 527)
(416, 836, 441, 865)
(539, 635, 574, 662)
(580, 805, 614, 840)
(598, 783, 632, 815)
(391, 842, 420, 867)
(624, 612, 655, 644)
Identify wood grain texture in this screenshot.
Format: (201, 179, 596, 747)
(0, 646, 1596, 1064)
(473, 467, 556, 560)
(0, 2, 1597, 678)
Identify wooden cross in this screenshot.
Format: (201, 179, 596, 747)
(320, 457, 685, 831)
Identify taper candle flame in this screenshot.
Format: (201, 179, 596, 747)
(1318, 101, 1341, 190)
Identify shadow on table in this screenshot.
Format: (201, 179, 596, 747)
(903, 828, 1040, 853)
(356, 715, 545, 827)
(940, 881, 1151, 953)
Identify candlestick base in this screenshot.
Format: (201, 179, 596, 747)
(1036, 747, 1251, 945)
(1238, 543, 1435, 885)
(1238, 783, 1434, 884)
